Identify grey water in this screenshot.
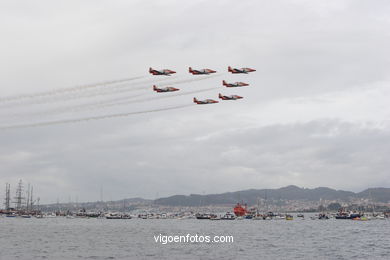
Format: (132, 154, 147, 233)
(0, 217, 389, 260)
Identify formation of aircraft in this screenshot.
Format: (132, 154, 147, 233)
(153, 85, 180, 93)
(222, 80, 249, 88)
(193, 97, 219, 105)
(189, 67, 217, 75)
(228, 66, 256, 74)
(218, 93, 243, 100)
(149, 67, 176, 76)
(149, 66, 255, 104)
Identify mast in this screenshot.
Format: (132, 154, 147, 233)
(369, 190, 375, 213)
(14, 179, 24, 211)
(4, 183, 11, 211)
(30, 186, 34, 211)
(100, 185, 103, 203)
(26, 183, 30, 211)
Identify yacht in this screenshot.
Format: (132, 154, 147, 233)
(221, 212, 236, 220)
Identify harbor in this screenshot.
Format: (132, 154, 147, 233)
(2, 180, 390, 221)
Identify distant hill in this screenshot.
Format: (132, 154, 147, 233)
(40, 186, 390, 209)
(357, 188, 390, 203)
(153, 185, 390, 206)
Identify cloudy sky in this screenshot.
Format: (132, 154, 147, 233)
(1, 0, 389, 203)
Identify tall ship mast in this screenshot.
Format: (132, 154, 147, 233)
(30, 186, 34, 211)
(14, 179, 25, 211)
(4, 183, 11, 211)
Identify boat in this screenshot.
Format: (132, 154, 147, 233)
(138, 213, 147, 219)
(335, 209, 361, 220)
(318, 213, 329, 220)
(274, 215, 285, 220)
(374, 214, 385, 220)
(252, 214, 263, 220)
(44, 213, 57, 218)
(286, 215, 293, 220)
(297, 213, 304, 218)
(209, 215, 221, 220)
(105, 213, 122, 219)
(121, 214, 132, 219)
(86, 212, 100, 218)
(335, 214, 349, 219)
(195, 213, 212, 220)
(352, 216, 368, 221)
(233, 203, 247, 217)
(221, 212, 236, 220)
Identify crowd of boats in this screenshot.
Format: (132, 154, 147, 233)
(194, 211, 388, 221)
(1, 202, 389, 220)
(1, 210, 389, 221)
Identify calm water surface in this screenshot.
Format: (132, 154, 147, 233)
(0, 216, 389, 259)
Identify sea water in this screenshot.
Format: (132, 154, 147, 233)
(0, 216, 389, 259)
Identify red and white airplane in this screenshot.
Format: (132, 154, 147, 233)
(153, 85, 180, 93)
(193, 97, 219, 105)
(222, 80, 249, 87)
(189, 67, 217, 75)
(218, 93, 243, 100)
(149, 67, 176, 76)
(228, 66, 256, 74)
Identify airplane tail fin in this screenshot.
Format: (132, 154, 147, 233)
(228, 66, 232, 72)
(193, 97, 197, 103)
(149, 67, 153, 73)
(153, 85, 157, 91)
(189, 67, 192, 73)
(222, 80, 226, 86)
(218, 93, 222, 99)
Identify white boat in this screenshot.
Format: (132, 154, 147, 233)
(105, 212, 122, 219)
(274, 215, 285, 220)
(44, 213, 57, 218)
(221, 212, 236, 220)
(210, 215, 221, 220)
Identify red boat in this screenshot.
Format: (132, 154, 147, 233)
(233, 203, 247, 216)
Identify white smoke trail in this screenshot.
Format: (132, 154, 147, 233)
(0, 73, 218, 108)
(2, 86, 218, 120)
(0, 104, 193, 130)
(69, 73, 222, 102)
(0, 76, 167, 108)
(0, 76, 147, 104)
(0, 73, 224, 123)
(19, 92, 150, 118)
(68, 87, 219, 112)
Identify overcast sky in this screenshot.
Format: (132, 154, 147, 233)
(1, 0, 389, 203)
